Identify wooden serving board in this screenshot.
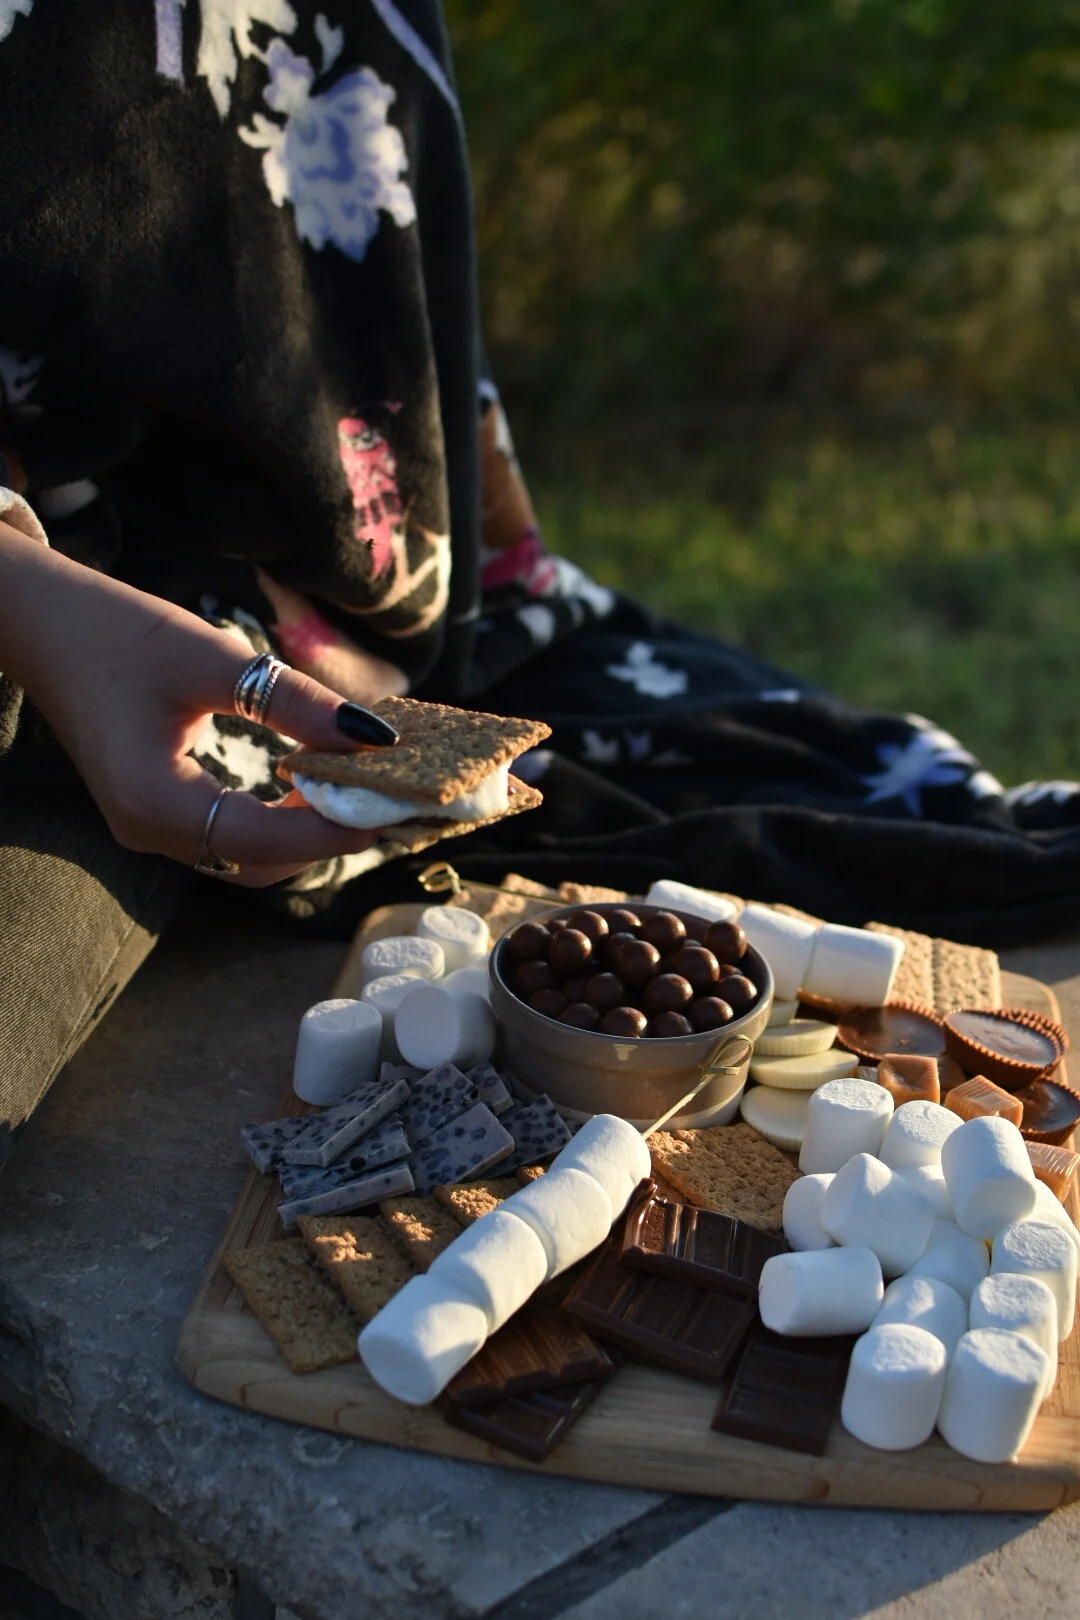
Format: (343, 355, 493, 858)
(177, 905, 1080, 1510)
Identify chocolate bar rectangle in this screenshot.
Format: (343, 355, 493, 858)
(621, 1197, 787, 1293)
(443, 1376, 607, 1463)
(560, 1239, 756, 1382)
(444, 1308, 616, 1407)
(712, 1320, 854, 1456)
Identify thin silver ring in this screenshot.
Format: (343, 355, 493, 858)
(194, 787, 241, 876)
(234, 653, 288, 726)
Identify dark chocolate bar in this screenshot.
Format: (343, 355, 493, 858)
(712, 1320, 854, 1456)
(560, 1238, 756, 1382)
(444, 1307, 615, 1407)
(443, 1375, 607, 1463)
(621, 1197, 787, 1292)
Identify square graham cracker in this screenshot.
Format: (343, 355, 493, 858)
(298, 1215, 415, 1322)
(378, 1194, 461, 1269)
(435, 1176, 521, 1227)
(222, 1238, 359, 1373)
(648, 1123, 798, 1232)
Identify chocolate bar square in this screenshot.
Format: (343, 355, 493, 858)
(712, 1320, 854, 1456)
(621, 1197, 787, 1293)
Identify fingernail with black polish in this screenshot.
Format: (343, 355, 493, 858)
(336, 703, 400, 746)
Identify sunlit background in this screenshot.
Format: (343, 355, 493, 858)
(447, 1, 1080, 783)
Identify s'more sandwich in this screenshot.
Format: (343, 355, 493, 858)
(278, 695, 551, 853)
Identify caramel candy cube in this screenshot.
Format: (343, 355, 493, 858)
(1026, 1141, 1080, 1203)
(945, 1076, 1023, 1127)
(936, 1056, 967, 1096)
(877, 1054, 940, 1107)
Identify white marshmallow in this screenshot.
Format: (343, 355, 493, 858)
(427, 1206, 548, 1333)
(906, 1219, 989, 1303)
(357, 1273, 489, 1405)
(738, 1084, 811, 1151)
(894, 1163, 952, 1220)
(738, 905, 818, 1000)
(292, 998, 382, 1105)
(841, 1324, 947, 1450)
(500, 1165, 613, 1277)
(879, 1101, 962, 1170)
(644, 880, 737, 923)
(441, 967, 492, 1002)
(394, 981, 496, 1072)
(1031, 1180, 1080, 1260)
(819, 1153, 935, 1277)
(991, 1219, 1078, 1340)
(782, 1173, 836, 1252)
(416, 906, 491, 975)
(758, 1246, 883, 1337)
(970, 1273, 1058, 1398)
(801, 923, 903, 1007)
(940, 1116, 1037, 1240)
(359, 972, 419, 1060)
(360, 935, 445, 987)
(872, 1275, 967, 1361)
(554, 1113, 651, 1215)
(798, 1077, 894, 1174)
(937, 1328, 1048, 1463)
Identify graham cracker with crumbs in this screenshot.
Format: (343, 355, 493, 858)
(516, 1164, 546, 1184)
(223, 1238, 358, 1373)
(435, 1176, 522, 1226)
(297, 1215, 415, 1322)
(648, 1123, 798, 1232)
(557, 882, 630, 904)
(281, 696, 550, 802)
(378, 1195, 461, 1268)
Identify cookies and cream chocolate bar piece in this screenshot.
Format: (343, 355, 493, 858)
(494, 1097, 573, 1174)
(466, 1062, 513, 1115)
(278, 1117, 410, 1198)
(400, 1062, 481, 1147)
(242, 1116, 316, 1176)
(409, 1103, 514, 1195)
(279, 1075, 412, 1168)
(278, 1161, 414, 1229)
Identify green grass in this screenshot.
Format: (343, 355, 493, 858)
(533, 426, 1080, 787)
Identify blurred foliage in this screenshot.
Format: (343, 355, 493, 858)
(446, 1, 1080, 426)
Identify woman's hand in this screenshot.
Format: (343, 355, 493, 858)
(0, 520, 404, 887)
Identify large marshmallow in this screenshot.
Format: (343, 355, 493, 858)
(292, 998, 382, 1105)
(906, 1219, 990, 1304)
(554, 1113, 652, 1215)
(894, 1163, 952, 1220)
(873, 1275, 967, 1361)
(940, 1116, 1037, 1241)
(738, 905, 818, 1000)
(644, 880, 738, 924)
(428, 1206, 548, 1333)
(819, 1154, 935, 1277)
(879, 1101, 962, 1170)
(799, 1078, 894, 1174)
(1031, 1181, 1080, 1260)
(991, 1219, 1077, 1340)
(801, 923, 903, 1007)
(758, 1246, 883, 1337)
(970, 1273, 1058, 1398)
(937, 1328, 1048, 1463)
(500, 1165, 613, 1277)
(841, 1324, 947, 1450)
(360, 935, 445, 987)
(442, 967, 492, 1002)
(417, 906, 491, 975)
(782, 1173, 836, 1252)
(395, 981, 496, 1072)
(357, 1273, 489, 1405)
(359, 973, 418, 1060)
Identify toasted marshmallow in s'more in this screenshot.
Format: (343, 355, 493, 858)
(278, 695, 550, 854)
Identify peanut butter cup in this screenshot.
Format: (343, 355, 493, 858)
(836, 1001, 946, 1064)
(942, 1007, 1066, 1091)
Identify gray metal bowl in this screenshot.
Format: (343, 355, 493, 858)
(488, 902, 774, 1129)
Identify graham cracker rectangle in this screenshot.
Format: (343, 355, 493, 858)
(501, 873, 561, 899)
(931, 935, 1001, 1012)
(435, 1176, 522, 1226)
(378, 1194, 461, 1269)
(516, 1164, 547, 1184)
(297, 1215, 415, 1322)
(222, 1238, 359, 1373)
(648, 1123, 798, 1232)
(281, 697, 550, 803)
(557, 882, 630, 904)
(359, 777, 543, 856)
(867, 923, 934, 1008)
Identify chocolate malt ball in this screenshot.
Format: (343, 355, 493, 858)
(515, 959, 555, 998)
(688, 996, 735, 1031)
(666, 944, 720, 993)
(505, 921, 551, 963)
(640, 911, 687, 955)
(547, 916, 569, 933)
(720, 974, 758, 1016)
(602, 930, 638, 971)
(648, 1011, 694, 1038)
(606, 908, 643, 936)
(642, 973, 694, 1017)
(548, 928, 594, 976)
(562, 975, 589, 1003)
(566, 908, 610, 946)
(529, 987, 568, 1019)
(717, 962, 744, 980)
(618, 938, 662, 987)
(599, 1006, 648, 1038)
(559, 1001, 601, 1031)
(703, 919, 748, 962)
(584, 972, 627, 1013)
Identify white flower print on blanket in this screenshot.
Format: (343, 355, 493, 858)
(196, 0, 299, 117)
(240, 40, 416, 261)
(0, 0, 33, 45)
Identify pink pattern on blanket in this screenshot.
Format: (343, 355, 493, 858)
(338, 416, 404, 577)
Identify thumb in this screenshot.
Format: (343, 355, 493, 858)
(263, 664, 401, 751)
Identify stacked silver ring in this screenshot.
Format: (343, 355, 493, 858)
(194, 788, 241, 876)
(234, 652, 287, 725)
